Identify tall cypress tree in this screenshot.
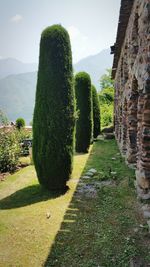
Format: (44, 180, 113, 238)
(33, 25, 75, 191)
(92, 85, 101, 138)
(75, 72, 92, 153)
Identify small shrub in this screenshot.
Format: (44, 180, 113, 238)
(0, 129, 20, 172)
(100, 103, 114, 127)
(16, 118, 25, 130)
(15, 128, 32, 143)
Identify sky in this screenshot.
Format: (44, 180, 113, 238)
(0, 0, 121, 64)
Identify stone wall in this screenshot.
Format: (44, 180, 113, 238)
(113, 0, 150, 198)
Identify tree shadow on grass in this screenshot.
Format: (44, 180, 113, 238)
(44, 143, 100, 267)
(44, 194, 100, 267)
(0, 184, 69, 210)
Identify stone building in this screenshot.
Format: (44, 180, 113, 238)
(111, 0, 150, 198)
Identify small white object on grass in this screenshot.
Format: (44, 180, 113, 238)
(82, 176, 91, 179)
(46, 212, 51, 219)
(88, 168, 97, 174)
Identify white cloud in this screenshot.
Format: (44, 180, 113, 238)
(67, 26, 89, 63)
(10, 14, 23, 23)
(67, 26, 88, 42)
(67, 26, 81, 39)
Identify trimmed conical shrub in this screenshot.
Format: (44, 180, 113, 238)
(33, 25, 75, 191)
(75, 72, 92, 153)
(92, 85, 101, 138)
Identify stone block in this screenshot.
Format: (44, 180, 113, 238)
(88, 168, 97, 174)
(136, 169, 150, 189)
(141, 204, 150, 219)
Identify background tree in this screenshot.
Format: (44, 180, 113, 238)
(16, 118, 25, 130)
(0, 129, 20, 172)
(0, 110, 9, 126)
(75, 72, 92, 153)
(92, 85, 100, 138)
(99, 69, 114, 128)
(33, 25, 75, 191)
(100, 69, 114, 89)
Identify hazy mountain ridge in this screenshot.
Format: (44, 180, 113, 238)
(0, 58, 37, 79)
(74, 49, 113, 88)
(0, 72, 37, 123)
(0, 49, 112, 123)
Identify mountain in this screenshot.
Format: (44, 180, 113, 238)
(0, 58, 37, 79)
(0, 49, 112, 123)
(0, 72, 37, 124)
(74, 49, 113, 89)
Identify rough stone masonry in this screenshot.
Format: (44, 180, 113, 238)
(111, 0, 150, 198)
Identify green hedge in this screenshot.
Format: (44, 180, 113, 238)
(92, 85, 100, 138)
(33, 25, 75, 191)
(0, 129, 20, 172)
(75, 72, 92, 153)
(16, 118, 25, 130)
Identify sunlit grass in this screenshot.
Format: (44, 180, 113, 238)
(0, 148, 91, 267)
(19, 155, 31, 166)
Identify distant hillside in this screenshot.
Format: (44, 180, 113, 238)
(0, 72, 37, 124)
(0, 58, 37, 79)
(74, 49, 113, 89)
(0, 49, 112, 123)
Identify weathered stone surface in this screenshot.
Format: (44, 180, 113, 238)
(136, 170, 150, 189)
(95, 180, 115, 188)
(141, 205, 150, 219)
(76, 184, 97, 198)
(137, 187, 150, 200)
(130, 257, 147, 267)
(113, 0, 150, 197)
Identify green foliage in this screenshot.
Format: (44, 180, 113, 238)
(33, 24, 75, 191)
(99, 69, 114, 128)
(15, 129, 32, 156)
(100, 103, 114, 127)
(92, 85, 100, 138)
(99, 87, 114, 104)
(75, 72, 92, 152)
(15, 128, 32, 143)
(0, 129, 20, 172)
(0, 110, 9, 126)
(16, 118, 25, 130)
(100, 69, 114, 89)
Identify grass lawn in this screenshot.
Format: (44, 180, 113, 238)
(0, 139, 150, 267)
